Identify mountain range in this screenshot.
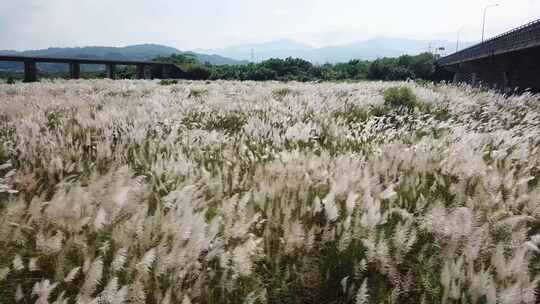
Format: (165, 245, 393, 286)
(200, 37, 474, 63)
(0, 44, 246, 73)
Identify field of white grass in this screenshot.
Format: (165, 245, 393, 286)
(0, 79, 540, 304)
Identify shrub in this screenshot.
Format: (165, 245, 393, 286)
(333, 104, 370, 124)
(188, 88, 208, 99)
(159, 79, 178, 86)
(369, 104, 392, 117)
(272, 88, 298, 101)
(6, 77, 15, 85)
(383, 86, 418, 110)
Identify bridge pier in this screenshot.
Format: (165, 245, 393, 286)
(471, 55, 520, 92)
(471, 72, 478, 86)
(136, 64, 146, 79)
(150, 65, 164, 79)
(69, 63, 80, 79)
(453, 71, 470, 84)
(502, 71, 510, 90)
(163, 66, 172, 79)
(23, 60, 38, 83)
(449, 60, 512, 91)
(450, 63, 473, 85)
(106, 64, 116, 79)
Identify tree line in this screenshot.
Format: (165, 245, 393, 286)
(154, 52, 445, 82)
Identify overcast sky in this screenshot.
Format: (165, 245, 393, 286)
(2, 0, 539, 50)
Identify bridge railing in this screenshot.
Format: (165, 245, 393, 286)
(438, 18, 540, 66)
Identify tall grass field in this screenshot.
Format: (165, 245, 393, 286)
(1, 80, 539, 304)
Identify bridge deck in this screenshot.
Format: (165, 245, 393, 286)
(438, 18, 540, 66)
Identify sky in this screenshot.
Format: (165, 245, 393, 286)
(1, 0, 539, 51)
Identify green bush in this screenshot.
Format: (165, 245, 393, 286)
(333, 104, 371, 123)
(383, 86, 418, 110)
(188, 88, 209, 99)
(6, 77, 15, 85)
(159, 79, 178, 86)
(272, 88, 298, 101)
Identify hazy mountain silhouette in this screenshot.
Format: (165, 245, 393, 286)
(202, 37, 473, 63)
(0, 44, 246, 72)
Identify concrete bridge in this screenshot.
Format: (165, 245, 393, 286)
(0, 55, 186, 82)
(437, 18, 540, 92)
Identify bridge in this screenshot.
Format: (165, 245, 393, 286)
(437, 18, 540, 92)
(0, 55, 186, 82)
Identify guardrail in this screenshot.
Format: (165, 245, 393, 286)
(438, 18, 540, 66)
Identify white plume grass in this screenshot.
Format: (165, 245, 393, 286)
(0, 80, 539, 303)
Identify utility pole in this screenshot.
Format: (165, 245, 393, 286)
(456, 27, 463, 52)
(482, 4, 499, 42)
(251, 48, 255, 63)
(456, 31, 460, 52)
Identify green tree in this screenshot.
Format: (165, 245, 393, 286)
(153, 53, 198, 66)
(154, 52, 437, 82)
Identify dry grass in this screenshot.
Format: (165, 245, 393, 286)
(0, 79, 539, 304)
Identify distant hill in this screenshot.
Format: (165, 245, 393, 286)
(199, 39, 313, 60)
(0, 44, 247, 73)
(202, 37, 474, 63)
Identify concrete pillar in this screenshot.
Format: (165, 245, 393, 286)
(502, 71, 511, 92)
(106, 64, 115, 79)
(69, 63, 81, 79)
(162, 66, 170, 79)
(471, 72, 478, 86)
(136, 64, 146, 79)
(24, 60, 38, 83)
(150, 65, 164, 79)
(453, 72, 460, 84)
(453, 71, 469, 84)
